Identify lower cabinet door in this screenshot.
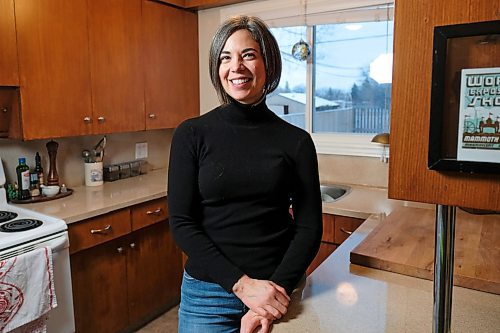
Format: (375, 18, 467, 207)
(71, 238, 129, 333)
(126, 221, 183, 325)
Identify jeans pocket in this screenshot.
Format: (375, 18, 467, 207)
(183, 270, 197, 282)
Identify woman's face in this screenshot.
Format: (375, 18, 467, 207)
(218, 29, 266, 105)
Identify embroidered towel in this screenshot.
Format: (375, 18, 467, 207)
(0, 247, 57, 333)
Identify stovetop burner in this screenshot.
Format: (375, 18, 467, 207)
(0, 219, 43, 232)
(0, 211, 18, 223)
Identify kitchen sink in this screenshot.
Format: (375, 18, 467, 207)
(320, 184, 351, 202)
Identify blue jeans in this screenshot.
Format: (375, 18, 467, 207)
(178, 271, 247, 333)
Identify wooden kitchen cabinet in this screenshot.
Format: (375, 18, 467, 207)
(10, 0, 199, 139)
(14, 0, 93, 140)
(71, 237, 130, 333)
(127, 221, 182, 326)
(87, 0, 145, 134)
(306, 214, 364, 275)
(0, 0, 18, 86)
(70, 198, 182, 333)
(142, 1, 199, 129)
(334, 215, 364, 245)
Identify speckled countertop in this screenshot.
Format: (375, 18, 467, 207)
(272, 213, 500, 333)
(11, 169, 168, 223)
(14, 170, 402, 224)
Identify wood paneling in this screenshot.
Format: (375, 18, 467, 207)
(88, 0, 145, 134)
(184, 0, 250, 9)
(71, 237, 130, 333)
(127, 221, 182, 325)
(69, 208, 131, 254)
(70, 198, 182, 333)
(334, 215, 364, 244)
(142, 1, 199, 129)
(0, 0, 18, 86)
(322, 213, 335, 243)
(388, 0, 500, 210)
(131, 197, 168, 231)
(15, 0, 93, 139)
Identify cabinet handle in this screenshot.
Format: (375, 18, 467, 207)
(130, 243, 136, 249)
(340, 227, 352, 235)
(146, 208, 162, 215)
(117, 247, 124, 254)
(90, 224, 112, 234)
(83, 116, 92, 123)
(97, 116, 105, 123)
(1, 107, 7, 113)
(148, 113, 156, 119)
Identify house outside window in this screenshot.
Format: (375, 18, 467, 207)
(222, 0, 394, 156)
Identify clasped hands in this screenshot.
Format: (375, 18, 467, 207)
(232, 275, 290, 333)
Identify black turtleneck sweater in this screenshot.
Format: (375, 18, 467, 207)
(167, 100, 322, 294)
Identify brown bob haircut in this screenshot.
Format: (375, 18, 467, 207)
(209, 15, 282, 105)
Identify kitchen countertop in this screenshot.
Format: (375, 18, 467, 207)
(15, 170, 402, 224)
(271, 213, 500, 333)
(12, 169, 168, 223)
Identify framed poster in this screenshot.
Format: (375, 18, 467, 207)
(428, 20, 500, 174)
(456, 67, 500, 163)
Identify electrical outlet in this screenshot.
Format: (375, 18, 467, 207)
(135, 142, 148, 159)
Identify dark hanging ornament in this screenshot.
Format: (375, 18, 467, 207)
(291, 39, 311, 61)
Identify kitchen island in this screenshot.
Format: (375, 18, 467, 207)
(272, 213, 500, 333)
(13, 170, 499, 332)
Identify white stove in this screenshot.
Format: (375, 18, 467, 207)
(0, 157, 75, 333)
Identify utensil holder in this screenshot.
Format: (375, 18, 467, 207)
(84, 162, 103, 186)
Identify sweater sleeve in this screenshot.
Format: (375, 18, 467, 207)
(167, 121, 245, 292)
(269, 134, 323, 294)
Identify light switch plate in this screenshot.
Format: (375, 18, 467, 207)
(135, 142, 148, 159)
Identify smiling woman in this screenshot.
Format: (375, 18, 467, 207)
(168, 15, 322, 333)
(217, 29, 267, 105)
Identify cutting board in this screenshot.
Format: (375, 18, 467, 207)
(350, 206, 500, 295)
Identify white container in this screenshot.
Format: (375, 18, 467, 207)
(84, 162, 103, 186)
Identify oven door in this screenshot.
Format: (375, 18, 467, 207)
(0, 231, 75, 333)
(46, 232, 75, 333)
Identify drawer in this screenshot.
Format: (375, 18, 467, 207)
(131, 197, 168, 231)
(69, 208, 131, 254)
(334, 215, 364, 244)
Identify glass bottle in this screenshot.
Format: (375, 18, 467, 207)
(35, 152, 45, 186)
(30, 172, 40, 197)
(16, 157, 31, 200)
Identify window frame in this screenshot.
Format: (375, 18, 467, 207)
(221, 0, 393, 157)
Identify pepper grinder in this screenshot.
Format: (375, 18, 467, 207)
(46, 140, 60, 186)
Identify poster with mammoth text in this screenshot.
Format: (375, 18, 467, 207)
(456, 67, 500, 163)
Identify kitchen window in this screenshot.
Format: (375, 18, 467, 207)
(222, 0, 394, 156)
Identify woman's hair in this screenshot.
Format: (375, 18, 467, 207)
(209, 15, 282, 104)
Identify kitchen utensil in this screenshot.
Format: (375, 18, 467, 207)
(82, 150, 92, 163)
(93, 136, 106, 162)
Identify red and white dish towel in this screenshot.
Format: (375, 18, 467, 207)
(0, 247, 57, 333)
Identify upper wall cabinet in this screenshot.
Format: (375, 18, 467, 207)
(10, 0, 198, 140)
(142, 1, 199, 129)
(14, 0, 93, 140)
(87, 0, 145, 134)
(0, 0, 19, 86)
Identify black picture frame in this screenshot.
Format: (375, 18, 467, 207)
(428, 20, 500, 174)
